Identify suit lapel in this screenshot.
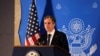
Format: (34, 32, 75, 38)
(51, 31, 58, 45)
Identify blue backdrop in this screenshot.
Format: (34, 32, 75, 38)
(19, 0, 100, 56)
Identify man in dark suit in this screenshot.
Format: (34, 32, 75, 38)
(37, 15, 70, 53)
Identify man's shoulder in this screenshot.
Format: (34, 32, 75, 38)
(55, 30, 66, 36)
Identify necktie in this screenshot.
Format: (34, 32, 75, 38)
(47, 34, 51, 45)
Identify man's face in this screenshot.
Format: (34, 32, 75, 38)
(44, 18, 55, 32)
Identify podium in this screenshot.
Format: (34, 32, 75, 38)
(12, 45, 70, 56)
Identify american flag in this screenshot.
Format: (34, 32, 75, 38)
(25, 1, 40, 46)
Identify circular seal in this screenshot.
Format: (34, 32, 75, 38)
(68, 18, 84, 33)
(25, 50, 40, 56)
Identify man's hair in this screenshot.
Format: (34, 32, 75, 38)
(44, 15, 56, 23)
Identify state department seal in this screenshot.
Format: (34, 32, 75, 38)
(25, 50, 40, 56)
(68, 18, 84, 33)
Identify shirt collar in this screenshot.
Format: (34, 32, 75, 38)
(47, 29, 55, 35)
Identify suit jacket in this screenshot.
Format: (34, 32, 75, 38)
(37, 30, 69, 53)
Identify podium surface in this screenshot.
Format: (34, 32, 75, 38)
(13, 45, 70, 56)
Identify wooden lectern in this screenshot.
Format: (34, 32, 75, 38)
(12, 45, 70, 56)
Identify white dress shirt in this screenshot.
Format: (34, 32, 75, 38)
(47, 29, 55, 45)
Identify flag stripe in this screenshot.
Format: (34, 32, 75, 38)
(28, 37, 35, 45)
(25, 38, 30, 46)
(35, 33, 40, 39)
